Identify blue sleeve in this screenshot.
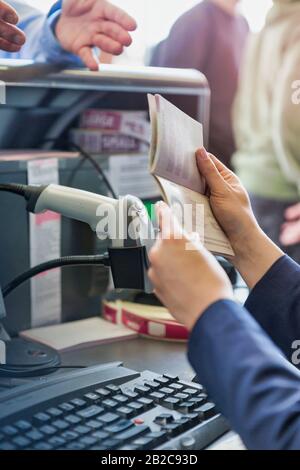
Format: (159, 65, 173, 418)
(245, 255, 300, 361)
(0, 1, 82, 66)
(188, 300, 300, 450)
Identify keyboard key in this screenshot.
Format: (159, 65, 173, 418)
(174, 392, 189, 400)
(195, 402, 217, 420)
(59, 402, 75, 412)
(12, 436, 31, 448)
(162, 423, 182, 437)
(61, 431, 79, 442)
(27, 429, 44, 442)
(70, 398, 87, 408)
(117, 406, 135, 419)
(189, 397, 206, 407)
(48, 436, 66, 448)
(15, 420, 32, 431)
(52, 420, 70, 431)
(134, 385, 151, 395)
(123, 389, 139, 399)
(47, 407, 63, 418)
(79, 436, 97, 447)
(137, 397, 154, 410)
(161, 397, 181, 410)
(86, 419, 102, 430)
(173, 417, 192, 432)
(92, 431, 109, 441)
(33, 412, 51, 426)
(145, 431, 168, 447)
(114, 394, 129, 404)
(105, 384, 120, 393)
(182, 388, 199, 396)
(153, 376, 169, 385)
(163, 374, 179, 382)
(149, 392, 165, 401)
(97, 412, 119, 424)
(159, 387, 174, 396)
(104, 420, 134, 434)
(184, 413, 201, 425)
(33, 442, 53, 450)
(144, 381, 160, 390)
(154, 414, 174, 426)
(169, 383, 184, 391)
(40, 425, 56, 436)
(177, 402, 197, 413)
(0, 442, 16, 450)
(133, 436, 156, 450)
(127, 402, 144, 413)
(95, 388, 111, 397)
(97, 438, 119, 450)
(65, 414, 82, 425)
(102, 399, 118, 409)
(66, 442, 86, 450)
(2, 425, 18, 437)
(73, 425, 90, 435)
(85, 392, 100, 401)
(115, 425, 150, 442)
(77, 405, 104, 419)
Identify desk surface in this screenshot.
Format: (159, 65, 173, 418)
(61, 337, 193, 381)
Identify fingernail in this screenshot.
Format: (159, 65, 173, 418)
(13, 34, 24, 45)
(197, 147, 209, 160)
(5, 14, 17, 23)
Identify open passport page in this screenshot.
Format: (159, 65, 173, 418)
(148, 94, 234, 258)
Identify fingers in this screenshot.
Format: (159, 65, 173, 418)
(196, 148, 227, 193)
(0, 1, 19, 24)
(93, 33, 124, 56)
(280, 221, 300, 246)
(284, 203, 300, 222)
(156, 201, 183, 240)
(0, 19, 25, 47)
(78, 46, 99, 71)
(103, 0, 137, 32)
(0, 36, 22, 52)
(98, 20, 133, 47)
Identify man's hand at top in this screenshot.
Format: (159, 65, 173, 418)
(0, 1, 25, 52)
(55, 0, 137, 70)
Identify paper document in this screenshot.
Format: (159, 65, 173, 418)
(148, 94, 234, 258)
(20, 317, 138, 352)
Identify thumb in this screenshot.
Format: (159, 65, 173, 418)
(155, 201, 184, 240)
(196, 148, 227, 193)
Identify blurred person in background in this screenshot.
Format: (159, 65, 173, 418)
(233, 0, 300, 261)
(0, 0, 136, 70)
(150, 0, 249, 168)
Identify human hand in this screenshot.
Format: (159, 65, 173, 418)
(196, 148, 283, 288)
(280, 203, 300, 246)
(148, 202, 234, 331)
(55, 0, 137, 70)
(0, 1, 25, 52)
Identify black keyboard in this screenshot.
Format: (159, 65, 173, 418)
(0, 363, 229, 450)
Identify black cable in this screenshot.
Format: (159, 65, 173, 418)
(41, 137, 118, 199)
(0, 183, 27, 197)
(3, 254, 110, 298)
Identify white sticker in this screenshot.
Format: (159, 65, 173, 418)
(28, 159, 61, 327)
(107, 154, 160, 199)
